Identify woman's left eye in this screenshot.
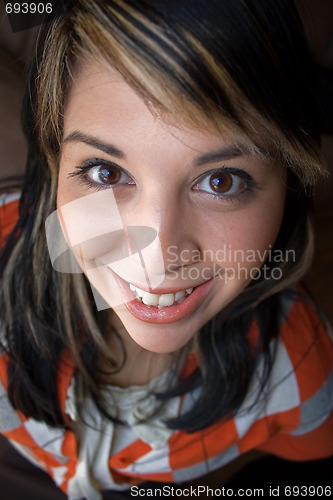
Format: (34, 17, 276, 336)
(193, 168, 254, 198)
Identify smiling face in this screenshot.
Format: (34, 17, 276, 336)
(57, 61, 286, 354)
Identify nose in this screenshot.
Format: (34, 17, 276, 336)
(120, 189, 202, 282)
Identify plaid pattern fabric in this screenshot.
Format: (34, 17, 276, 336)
(0, 196, 333, 497)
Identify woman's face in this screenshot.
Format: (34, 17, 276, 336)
(57, 61, 286, 353)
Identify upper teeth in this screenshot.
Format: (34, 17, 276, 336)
(129, 284, 193, 308)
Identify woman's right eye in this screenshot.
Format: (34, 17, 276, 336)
(69, 160, 135, 189)
(86, 164, 134, 186)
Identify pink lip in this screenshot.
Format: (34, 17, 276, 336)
(111, 271, 215, 324)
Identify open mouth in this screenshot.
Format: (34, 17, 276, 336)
(129, 283, 194, 308)
(111, 270, 214, 324)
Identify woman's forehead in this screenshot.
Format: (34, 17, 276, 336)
(63, 59, 268, 157)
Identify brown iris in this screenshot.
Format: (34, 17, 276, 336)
(95, 166, 121, 185)
(209, 172, 233, 193)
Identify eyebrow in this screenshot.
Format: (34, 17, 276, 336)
(62, 130, 264, 165)
(62, 131, 126, 159)
(193, 145, 253, 166)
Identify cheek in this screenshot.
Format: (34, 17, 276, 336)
(235, 204, 284, 250)
(56, 182, 126, 263)
(202, 197, 285, 268)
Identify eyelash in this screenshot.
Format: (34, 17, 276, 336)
(68, 159, 134, 191)
(192, 167, 258, 203)
(68, 159, 258, 202)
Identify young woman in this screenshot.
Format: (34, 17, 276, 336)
(0, 0, 332, 498)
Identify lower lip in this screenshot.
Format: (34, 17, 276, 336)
(112, 272, 214, 324)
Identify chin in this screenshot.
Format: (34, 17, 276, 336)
(112, 305, 201, 353)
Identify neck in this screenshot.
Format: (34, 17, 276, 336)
(97, 310, 181, 388)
